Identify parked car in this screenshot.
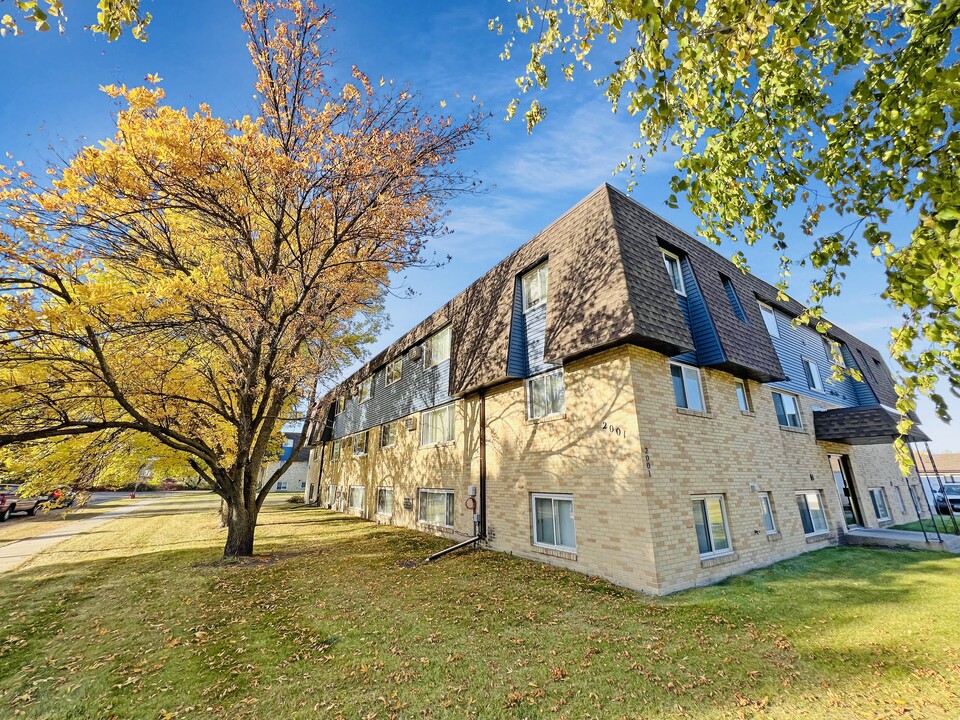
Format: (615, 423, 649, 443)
(0, 484, 45, 521)
(934, 483, 960, 515)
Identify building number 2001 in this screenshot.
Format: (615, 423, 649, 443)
(600, 421, 625, 437)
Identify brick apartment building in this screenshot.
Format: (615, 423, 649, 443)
(304, 185, 928, 594)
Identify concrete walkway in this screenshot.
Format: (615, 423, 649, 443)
(0, 497, 160, 573)
(844, 526, 960, 553)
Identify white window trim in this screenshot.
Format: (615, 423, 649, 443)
(758, 302, 780, 338)
(526, 369, 565, 420)
(735, 379, 751, 413)
(531, 493, 577, 553)
(353, 431, 369, 456)
(772, 391, 803, 429)
(358, 376, 373, 404)
(869, 488, 891, 522)
(385, 357, 403, 386)
(521, 262, 549, 312)
(380, 421, 398, 448)
(348, 485, 365, 510)
(661, 249, 686, 296)
(802, 357, 825, 392)
(335, 397, 346, 415)
(759, 492, 777, 534)
(692, 494, 733, 559)
(796, 491, 829, 536)
(420, 403, 456, 447)
(331, 439, 341, 460)
(425, 326, 452, 368)
(417, 488, 455, 528)
(376, 486, 394, 516)
(670, 361, 706, 412)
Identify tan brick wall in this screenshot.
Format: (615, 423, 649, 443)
(309, 345, 916, 595)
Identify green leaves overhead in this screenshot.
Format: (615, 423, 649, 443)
(497, 0, 960, 452)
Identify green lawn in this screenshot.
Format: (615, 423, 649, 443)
(1, 494, 959, 719)
(892, 516, 960, 535)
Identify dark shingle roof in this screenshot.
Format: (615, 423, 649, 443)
(813, 406, 930, 445)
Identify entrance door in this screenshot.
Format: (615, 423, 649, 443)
(830, 454, 863, 528)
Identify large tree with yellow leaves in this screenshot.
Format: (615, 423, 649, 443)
(0, 0, 483, 556)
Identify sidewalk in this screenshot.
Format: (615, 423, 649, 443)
(843, 526, 960, 553)
(0, 498, 159, 573)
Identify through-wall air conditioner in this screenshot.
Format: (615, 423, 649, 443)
(350, 385, 359, 397)
(404, 417, 417, 431)
(408, 345, 423, 362)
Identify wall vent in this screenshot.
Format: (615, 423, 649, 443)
(404, 417, 418, 431)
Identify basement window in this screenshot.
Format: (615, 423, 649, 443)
(532, 493, 576, 552)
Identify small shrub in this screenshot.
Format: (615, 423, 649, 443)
(287, 494, 305, 504)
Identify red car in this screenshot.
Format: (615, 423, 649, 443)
(0, 484, 44, 522)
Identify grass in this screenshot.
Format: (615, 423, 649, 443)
(1, 494, 959, 720)
(891, 516, 960, 535)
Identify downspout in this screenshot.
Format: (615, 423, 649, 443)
(479, 387, 487, 540)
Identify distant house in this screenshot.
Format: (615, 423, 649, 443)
(257, 432, 308, 493)
(306, 185, 929, 595)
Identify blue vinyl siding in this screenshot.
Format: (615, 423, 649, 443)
(331, 351, 453, 439)
(843, 346, 880, 406)
(765, 309, 864, 407)
(671, 256, 724, 367)
(721, 276, 748, 322)
(506, 279, 528, 377)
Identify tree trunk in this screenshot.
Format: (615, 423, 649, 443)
(223, 501, 257, 557)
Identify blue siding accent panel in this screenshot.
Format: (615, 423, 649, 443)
(506, 279, 528, 377)
(680, 258, 725, 366)
(671, 292, 698, 366)
(331, 354, 453, 439)
(766, 309, 862, 407)
(843, 345, 880, 406)
(525, 302, 557, 375)
(721, 277, 748, 322)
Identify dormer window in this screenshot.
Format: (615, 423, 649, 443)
(522, 262, 549, 311)
(661, 250, 685, 296)
(358, 376, 373, 404)
(758, 302, 780, 338)
(425, 326, 451, 367)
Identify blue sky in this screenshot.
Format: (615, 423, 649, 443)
(1, 1, 955, 451)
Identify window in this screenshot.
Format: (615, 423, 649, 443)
(802, 358, 824, 392)
(348, 485, 365, 510)
(796, 491, 828, 535)
(335, 397, 346, 415)
(376, 487, 394, 516)
(869, 488, 891, 522)
(661, 250, 685, 295)
(527, 369, 565, 419)
(353, 431, 369, 456)
(759, 493, 777, 534)
(421, 403, 455, 446)
(418, 488, 454, 527)
(894, 486, 907, 514)
(385, 357, 403, 386)
(735, 380, 751, 413)
(358, 376, 373, 404)
(380, 420, 399, 448)
(522, 262, 549, 311)
(824, 338, 846, 368)
(425, 326, 451, 367)
(772, 391, 802, 429)
(532, 494, 576, 552)
(692, 496, 732, 557)
(670, 362, 705, 412)
(721, 275, 747, 322)
(758, 302, 780, 337)
(275, 481, 287, 491)
(325, 484, 336, 506)
(331, 439, 341, 459)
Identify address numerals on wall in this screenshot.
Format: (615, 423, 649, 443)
(600, 421, 626, 437)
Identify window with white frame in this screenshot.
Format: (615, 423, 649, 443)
(661, 250, 685, 296)
(425, 326, 451, 367)
(802, 358, 824, 392)
(325, 484, 336, 506)
(376, 487, 394, 516)
(670, 362, 705, 412)
(796, 491, 828, 535)
(421, 403, 455, 446)
(692, 496, 732, 557)
(735, 380, 751, 413)
(894, 486, 906, 514)
(418, 488, 454, 527)
(823, 338, 846, 368)
(385, 357, 403, 386)
(521, 262, 549, 311)
(527, 369, 565, 419)
(353, 431, 369, 456)
(348, 485, 365, 510)
(275, 481, 287, 491)
(759, 492, 777, 534)
(358, 376, 373, 404)
(380, 420, 399, 448)
(772, 391, 803, 429)
(532, 493, 576, 552)
(331, 439, 341, 459)
(758, 302, 780, 337)
(335, 397, 346, 415)
(869, 488, 891, 521)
